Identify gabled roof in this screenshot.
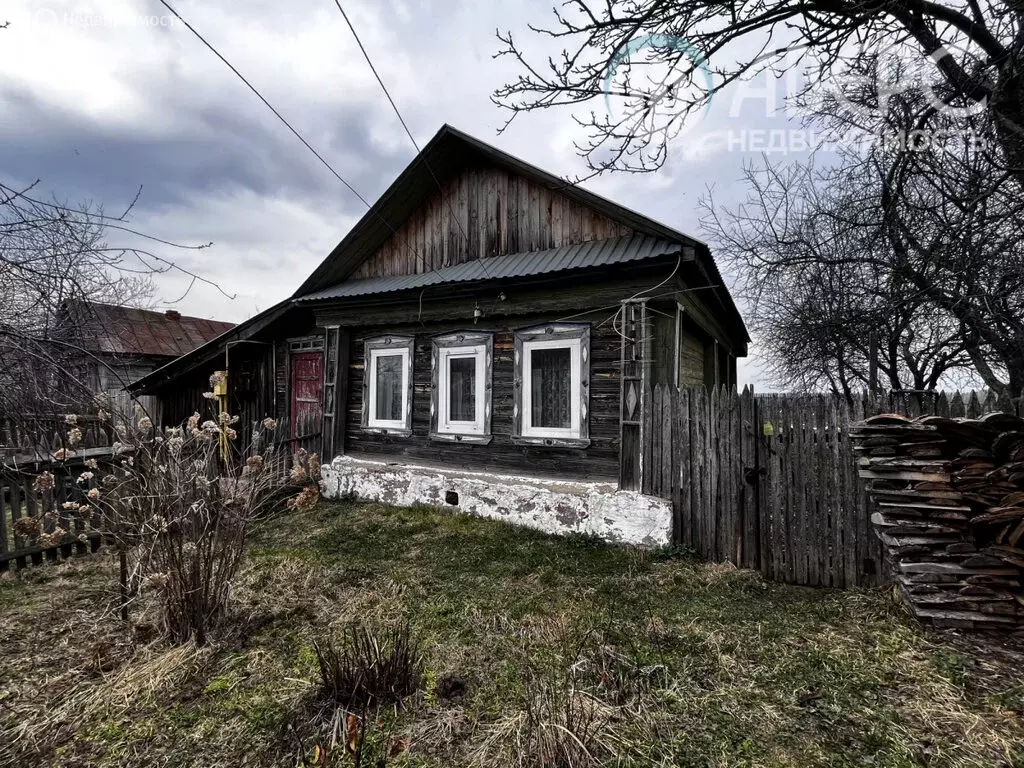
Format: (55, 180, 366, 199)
(130, 124, 747, 393)
(298, 234, 685, 302)
(294, 125, 729, 303)
(61, 300, 234, 358)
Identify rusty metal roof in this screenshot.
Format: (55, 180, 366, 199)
(62, 300, 235, 358)
(296, 234, 684, 302)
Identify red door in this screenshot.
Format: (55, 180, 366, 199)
(291, 352, 324, 442)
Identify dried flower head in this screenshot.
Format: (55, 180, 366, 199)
(33, 472, 55, 492)
(137, 416, 153, 431)
(262, 417, 278, 430)
(87, 488, 101, 500)
(77, 471, 94, 483)
(288, 484, 320, 511)
(67, 427, 83, 446)
(289, 465, 308, 484)
(202, 391, 217, 400)
(246, 455, 264, 468)
(62, 501, 78, 510)
(37, 527, 67, 549)
(102, 474, 118, 487)
(187, 413, 200, 430)
(52, 448, 72, 461)
(64, 414, 78, 426)
(85, 458, 98, 469)
(147, 572, 170, 589)
(13, 516, 42, 537)
(111, 441, 124, 455)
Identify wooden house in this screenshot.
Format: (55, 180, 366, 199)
(130, 126, 747, 545)
(57, 300, 234, 420)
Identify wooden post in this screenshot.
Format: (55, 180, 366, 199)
(618, 300, 648, 492)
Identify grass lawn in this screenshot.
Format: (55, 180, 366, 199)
(1, 501, 1023, 767)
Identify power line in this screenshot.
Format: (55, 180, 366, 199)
(332, 0, 419, 153)
(330, 0, 491, 278)
(155, 0, 438, 280)
(156, 0, 373, 209)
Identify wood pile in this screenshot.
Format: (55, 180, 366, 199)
(852, 412, 1024, 630)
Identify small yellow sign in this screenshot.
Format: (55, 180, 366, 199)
(762, 422, 774, 437)
(212, 371, 228, 396)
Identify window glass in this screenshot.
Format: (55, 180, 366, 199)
(374, 353, 404, 421)
(530, 347, 572, 429)
(448, 356, 477, 422)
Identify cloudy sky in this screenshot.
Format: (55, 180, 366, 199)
(0, 0, 809, 382)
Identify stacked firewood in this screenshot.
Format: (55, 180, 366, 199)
(852, 412, 1024, 630)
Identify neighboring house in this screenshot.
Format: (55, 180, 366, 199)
(129, 125, 748, 546)
(59, 300, 234, 420)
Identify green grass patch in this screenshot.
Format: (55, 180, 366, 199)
(2, 501, 1023, 767)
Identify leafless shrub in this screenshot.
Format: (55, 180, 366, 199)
(475, 669, 613, 768)
(312, 623, 424, 710)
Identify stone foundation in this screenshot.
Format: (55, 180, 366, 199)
(320, 455, 673, 548)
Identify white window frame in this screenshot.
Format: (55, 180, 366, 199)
(437, 344, 487, 436)
(366, 346, 410, 431)
(521, 337, 583, 439)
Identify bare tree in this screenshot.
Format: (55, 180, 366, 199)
(0, 180, 227, 438)
(701, 157, 976, 396)
(494, 0, 1024, 179)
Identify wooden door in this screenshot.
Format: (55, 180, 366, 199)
(291, 352, 324, 443)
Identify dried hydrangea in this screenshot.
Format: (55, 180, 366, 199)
(262, 417, 278, 430)
(13, 516, 42, 537)
(137, 416, 153, 431)
(289, 465, 308, 484)
(187, 413, 200, 431)
(33, 472, 55, 492)
(77, 471, 94, 483)
(288, 485, 320, 511)
(67, 427, 83, 446)
(87, 488, 101, 500)
(64, 414, 78, 426)
(52, 448, 72, 461)
(85, 459, 98, 469)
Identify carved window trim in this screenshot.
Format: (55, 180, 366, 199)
(512, 323, 591, 448)
(361, 335, 414, 436)
(429, 331, 493, 445)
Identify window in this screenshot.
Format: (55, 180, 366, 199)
(362, 336, 413, 435)
(514, 324, 590, 447)
(430, 332, 492, 444)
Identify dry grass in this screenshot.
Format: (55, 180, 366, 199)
(1, 501, 1023, 767)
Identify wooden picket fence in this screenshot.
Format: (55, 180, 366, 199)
(0, 459, 105, 572)
(642, 386, 1018, 588)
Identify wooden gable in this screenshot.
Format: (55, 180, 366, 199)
(351, 166, 633, 280)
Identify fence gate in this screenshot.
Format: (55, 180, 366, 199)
(637, 386, 1014, 588)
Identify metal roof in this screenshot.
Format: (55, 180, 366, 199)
(296, 234, 683, 302)
(62, 300, 235, 358)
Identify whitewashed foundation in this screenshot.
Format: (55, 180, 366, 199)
(320, 455, 673, 548)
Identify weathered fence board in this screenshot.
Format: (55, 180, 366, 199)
(643, 386, 1016, 589)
